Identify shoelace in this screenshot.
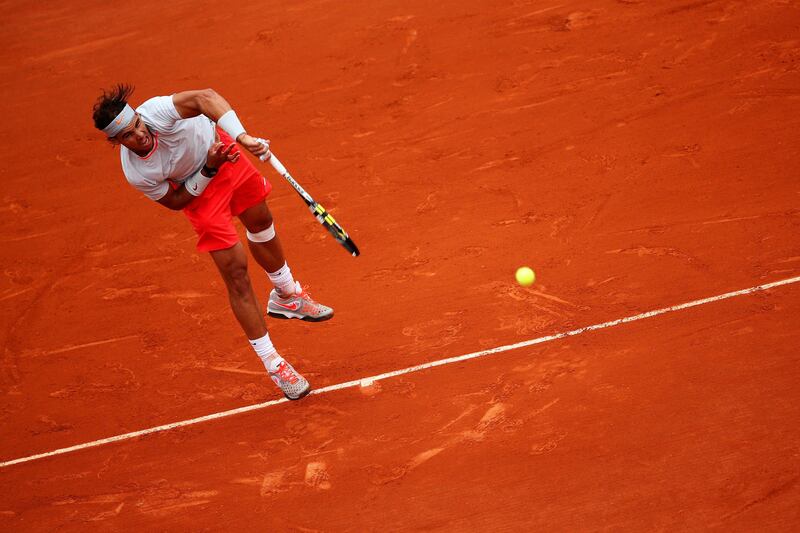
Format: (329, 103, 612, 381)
(276, 285, 322, 314)
(296, 286, 321, 313)
(274, 362, 298, 384)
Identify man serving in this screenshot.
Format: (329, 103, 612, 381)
(92, 84, 331, 400)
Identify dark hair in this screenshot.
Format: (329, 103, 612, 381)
(92, 83, 135, 132)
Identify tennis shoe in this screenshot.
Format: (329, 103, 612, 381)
(268, 281, 333, 322)
(268, 358, 311, 400)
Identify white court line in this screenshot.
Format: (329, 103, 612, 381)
(2, 275, 799, 469)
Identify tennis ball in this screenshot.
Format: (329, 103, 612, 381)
(515, 266, 535, 287)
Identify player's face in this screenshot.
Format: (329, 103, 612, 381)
(114, 114, 154, 153)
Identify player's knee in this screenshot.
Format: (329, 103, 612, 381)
(246, 222, 276, 243)
(222, 262, 252, 295)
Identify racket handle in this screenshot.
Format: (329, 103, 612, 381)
(255, 138, 288, 175)
(267, 154, 288, 176)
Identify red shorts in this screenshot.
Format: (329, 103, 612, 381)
(182, 130, 272, 252)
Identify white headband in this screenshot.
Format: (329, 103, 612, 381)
(102, 104, 135, 137)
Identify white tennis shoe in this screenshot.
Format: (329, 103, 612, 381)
(268, 357, 311, 400)
(267, 281, 333, 322)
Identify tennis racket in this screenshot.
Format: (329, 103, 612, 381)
(259, 147, 360, 257)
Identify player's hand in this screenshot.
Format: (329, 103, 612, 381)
(237, 134, 271, 161)
(205, 142, 240, 169)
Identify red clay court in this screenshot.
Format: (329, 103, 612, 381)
(2, 0, 799, 530)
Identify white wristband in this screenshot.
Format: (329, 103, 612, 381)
(185, 169, 214, 196)
(217, 110, 246, 141)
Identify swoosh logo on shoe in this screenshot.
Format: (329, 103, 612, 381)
(273, 301, 301, 311)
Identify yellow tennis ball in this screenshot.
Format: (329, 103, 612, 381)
(515, 266, 535, 287)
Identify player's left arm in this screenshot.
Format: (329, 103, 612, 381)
(171, 89, 270, 159)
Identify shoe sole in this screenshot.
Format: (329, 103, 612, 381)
(267, 310, 334, 322)
(285, 385, 312, 401)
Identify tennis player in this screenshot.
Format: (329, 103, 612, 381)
(92, 84, 331, 400)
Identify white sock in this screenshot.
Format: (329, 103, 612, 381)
(267, 262, 296, 298)
(249, 332, 283, 371)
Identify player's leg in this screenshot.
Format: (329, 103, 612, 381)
(181, 145, 309, 400)
(209, 242, 266, 338)
(209, 242, 310, 400)
(238, 200, 334, 322)
(237, 200, 287, 279)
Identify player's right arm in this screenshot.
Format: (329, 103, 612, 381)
(156, 141, 240, 210)
(171, 89, 270, 160)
